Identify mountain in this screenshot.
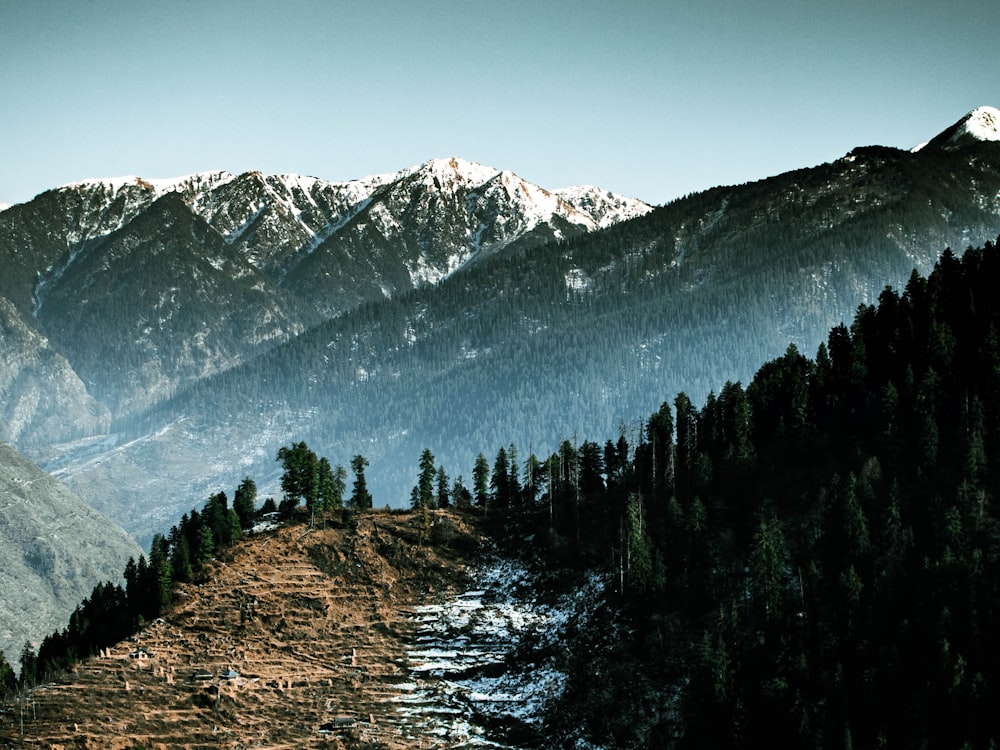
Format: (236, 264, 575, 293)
(0, 159, 649, 434)
(9, 240, 1000, 749)
(0, 440, 142, 670)
(281, 157, 652, 316)
(920, 105, 1000, 151)
(57, 107, 1000, 544)
(0, 296, 109, 447)
(2, 111, 1000, 547)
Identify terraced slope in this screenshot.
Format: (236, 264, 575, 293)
(0, 511, 485, 749)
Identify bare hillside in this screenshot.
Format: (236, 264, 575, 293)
(0, 510, 485, 749)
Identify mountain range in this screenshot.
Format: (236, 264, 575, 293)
(2, 108, 1000, 554)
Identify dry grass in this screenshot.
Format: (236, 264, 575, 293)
(0, 509, 484, 749)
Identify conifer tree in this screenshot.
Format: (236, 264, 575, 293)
(234, 476, 257, 529)
(318, 461, 346, 511)
(491, 447, 510, 508)
(413, 448, 436, 509)
(472, 453, 490, 509)
(0, 649, 15, 697)
(350, 454, 373, 509)
(436, 465, 451, 508)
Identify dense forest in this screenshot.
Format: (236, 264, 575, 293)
(5, 239, 1000, 748)
(524, 238, 1000, 748)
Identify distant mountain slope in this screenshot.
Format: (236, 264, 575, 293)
(0, 440, 141, 670)
(0, 296, 109, 448)
(57, 109, 1000, 542)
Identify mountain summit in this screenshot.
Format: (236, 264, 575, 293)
(918, 105, 1000, 151)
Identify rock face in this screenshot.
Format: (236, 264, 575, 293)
(0, 441, 142, 669)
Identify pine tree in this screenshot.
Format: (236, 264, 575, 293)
(19, 642, 37, 687)
(276, 441, 319, 510)
(507, 443, 522, 505)
(350, 454, 373, 510)
(234, 476, 257, 529)
(0, 648, 16, 696)
(318, 461, 346, 511)
(491, 447, 510, 508)
(413, 448, 436, 509)
(473, 453, 490, 509)
(436, 465, 451, 508)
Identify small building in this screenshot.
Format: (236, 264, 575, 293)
(318, 716, 357, 733)
(220, 668, 240, 680)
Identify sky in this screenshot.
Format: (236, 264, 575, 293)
(1, 0, 997, 207)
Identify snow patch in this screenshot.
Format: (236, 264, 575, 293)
(399, 548, 609, 744)
(565, 268, 593, 292)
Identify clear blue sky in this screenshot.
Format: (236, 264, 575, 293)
(1, 0, 996, 207)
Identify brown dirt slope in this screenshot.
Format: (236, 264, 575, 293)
(0, 509, 483, 750)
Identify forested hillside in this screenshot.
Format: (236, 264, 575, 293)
(523, 239, 1000, 747)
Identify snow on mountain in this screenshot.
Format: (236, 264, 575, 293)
(917, 105, 1000, 151)
(555, 184, 652, 228)
(57, 171, 236, 200)
(405, 156, 501, 187)
(960, 106, 1000, 142)
(46, 158, 649, 289)
(0, 203, 10, 213)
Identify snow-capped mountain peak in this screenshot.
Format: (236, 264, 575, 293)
(962, 106, 1000, 142)
(919, 105, 1000, 151)
(57, 171, 237, 198)
(37, 159, 651, 313)
(408, 156, 502, 187)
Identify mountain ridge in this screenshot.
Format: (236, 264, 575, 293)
(2, 110, 1000, 548)
(0, 158, 649, 445)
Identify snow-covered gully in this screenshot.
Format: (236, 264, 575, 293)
(393, 550, 608, 748)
